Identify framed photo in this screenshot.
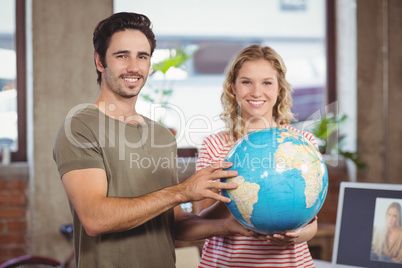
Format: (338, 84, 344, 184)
(370, 198, 402, 263)
(332, 182, 402, 268)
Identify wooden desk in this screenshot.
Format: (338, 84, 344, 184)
(308, 224, 335, 262)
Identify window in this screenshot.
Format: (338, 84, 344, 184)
(0, 0, 26, 162)
(114, 0, 333, 149)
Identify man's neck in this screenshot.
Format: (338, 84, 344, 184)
(94, 90, 145, 125)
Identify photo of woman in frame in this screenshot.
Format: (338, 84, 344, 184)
(371, 198, 402, 264)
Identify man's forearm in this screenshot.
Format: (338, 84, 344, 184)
(174, 210, 230, 241)
(79, 185, 185, 236)
(63, 162, 238, 237)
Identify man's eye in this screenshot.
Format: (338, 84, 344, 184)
(117, 55, 126, 58)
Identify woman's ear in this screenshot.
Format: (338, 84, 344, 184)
(231, 83, 236, 95)
(94, 53, 104, 72)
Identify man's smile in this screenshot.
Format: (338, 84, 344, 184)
(122, 76, 140, 83)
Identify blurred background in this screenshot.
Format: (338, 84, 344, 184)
(0, 0, 401, 265)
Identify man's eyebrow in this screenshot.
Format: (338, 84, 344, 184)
(112, 50, 130, 55)
(138, 51, 150, 57)
(112, 50, 150, 57)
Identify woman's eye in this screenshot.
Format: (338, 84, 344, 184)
(263, 82, 272, 85)
(242, 81, 250, 85)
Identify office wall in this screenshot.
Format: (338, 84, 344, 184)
(356, 0, 402, 183)
(31, 0, 112, 259)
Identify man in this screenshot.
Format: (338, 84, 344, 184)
(53, 12, 253, 267)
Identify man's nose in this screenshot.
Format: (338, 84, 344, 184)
(127, 58, 140, 72)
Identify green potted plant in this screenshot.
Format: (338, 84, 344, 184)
(141, 47, 196, 127)
(311, 113, 368, 170)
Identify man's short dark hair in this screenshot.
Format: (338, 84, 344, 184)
(93, 12, 157, 85)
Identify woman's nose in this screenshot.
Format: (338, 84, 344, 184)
(250, 85, 263, 97)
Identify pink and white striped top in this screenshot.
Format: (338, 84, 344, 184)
(196, 125, 318, 268)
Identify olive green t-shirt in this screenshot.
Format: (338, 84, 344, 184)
(53, 105, 178, 268)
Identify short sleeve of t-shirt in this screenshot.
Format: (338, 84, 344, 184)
(53, 116, 105, 177)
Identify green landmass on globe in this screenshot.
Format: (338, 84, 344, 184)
(222, 127, 328, 234)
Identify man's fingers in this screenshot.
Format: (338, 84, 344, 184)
(209, 192, 232, 203)
(198, 166, 238, 181)
(211, 181, 238, 190)
(208, 161, 233, 171)
(204, 192, 233, 204)
(183, 162, 239, 203)
(212, 169, 238, 180)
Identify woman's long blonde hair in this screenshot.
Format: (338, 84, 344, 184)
(220, 45, 294, 141)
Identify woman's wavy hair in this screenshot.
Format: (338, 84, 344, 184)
(93, 12, 156, 85)
(388, 202, 402, 228)
(220, 44, 294, 140)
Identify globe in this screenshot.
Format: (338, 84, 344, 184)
(222, 127, 328, 234)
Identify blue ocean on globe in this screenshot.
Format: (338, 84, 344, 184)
(222, 127, 328, 234)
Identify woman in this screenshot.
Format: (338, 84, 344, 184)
(372, 202, 402, 263)
(196, 45, 318, 267)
